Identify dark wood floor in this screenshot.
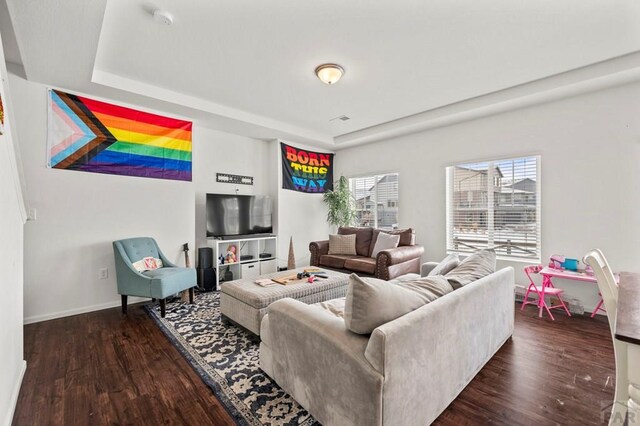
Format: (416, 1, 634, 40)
(13, 302, 614, 426)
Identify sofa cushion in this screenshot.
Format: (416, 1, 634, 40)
(339, 227, 373, 257)
(368, 228, 414, 256)
(344, 274, 454, 334)
(428, 253, 460, 276)
(344, 257, 377, 275)
(320, 254, 359, 269)
(370, 232, 400, 258)
(391, 273, 421, 283)
(318, 297, 346, 319)
(143, 267, 196, 298)
(445, 249, 496, 289)
(328, 234, 357, 255)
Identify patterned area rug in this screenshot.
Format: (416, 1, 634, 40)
(145, 291, 318, 426)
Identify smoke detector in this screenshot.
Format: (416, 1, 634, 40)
(153, 9, 174, 26)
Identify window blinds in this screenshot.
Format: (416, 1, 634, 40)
(446, 156, 540, 260)
(349, 173, 399, 229)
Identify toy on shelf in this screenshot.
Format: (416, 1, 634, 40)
(226, 245, 237, 264)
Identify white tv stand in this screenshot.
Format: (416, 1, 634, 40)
(207, 235, 277, 290)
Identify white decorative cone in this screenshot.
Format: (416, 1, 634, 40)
(288, 237, 296, 270)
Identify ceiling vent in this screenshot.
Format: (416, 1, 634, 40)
(330, 115, 350, 122)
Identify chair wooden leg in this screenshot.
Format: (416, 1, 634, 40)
(160, 299, 166, 318)
(121, 295, 128, 314)
(189, 287, 194, 304)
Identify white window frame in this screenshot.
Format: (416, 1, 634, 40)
(446, 156, 541, 262)
(349, 172, 400, 229)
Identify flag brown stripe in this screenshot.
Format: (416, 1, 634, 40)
(54, 91, 117, 169)
(55, 91, 112, 141)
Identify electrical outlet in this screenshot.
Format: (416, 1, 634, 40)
(99, 268, 109, 280)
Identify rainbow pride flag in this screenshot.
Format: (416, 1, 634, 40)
(47, 89, 192, 181)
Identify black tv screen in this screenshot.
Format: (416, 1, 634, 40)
(206, 194, 273, 238)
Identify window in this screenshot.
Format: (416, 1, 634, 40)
(446, 156, 540, 260)
(349, 173, 399, 229)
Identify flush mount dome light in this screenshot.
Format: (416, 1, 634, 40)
(315, 64, 345, 85)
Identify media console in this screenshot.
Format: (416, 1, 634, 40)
(207, 235, 277, 290)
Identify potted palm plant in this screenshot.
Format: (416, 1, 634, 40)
(323, 175, 357, 228)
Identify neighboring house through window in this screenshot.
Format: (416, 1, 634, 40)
(446, 156, 541, 260)
(350, 173, 399, 229)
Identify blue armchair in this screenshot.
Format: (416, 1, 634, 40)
(113, 237, 196, 317)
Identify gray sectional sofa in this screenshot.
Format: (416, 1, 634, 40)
(259, 262, 515, 426)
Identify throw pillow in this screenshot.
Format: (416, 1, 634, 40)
(328, 234, 357, 256)
(428, 253, 460, 276)
(132, 256, 164, 272)
(368, 228, 414, 255)
(344, 274, 426, 334)
(445, 249, 496, 289)
(339, 227, 373, 257)
(370, 232, 400, 258)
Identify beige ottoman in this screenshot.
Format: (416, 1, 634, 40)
(220, 267, 350, 335)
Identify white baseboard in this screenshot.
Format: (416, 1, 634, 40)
(3, 360, 26, 426)
(23, 296, 147, 325)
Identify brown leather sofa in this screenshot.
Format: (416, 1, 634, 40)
(309, 227, 424, 280)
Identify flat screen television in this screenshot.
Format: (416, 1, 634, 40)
(206, 194, 273, 238)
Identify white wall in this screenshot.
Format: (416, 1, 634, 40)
(193, 129, 270, 251)
(272, 140, 331, 268)
(8, 71, 270, 323)
(0, 34, 26, 426)
(334, 81, 640, 313)
(0, 126, 26, 426)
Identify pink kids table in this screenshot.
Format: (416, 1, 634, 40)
(538, 266, 618, 318)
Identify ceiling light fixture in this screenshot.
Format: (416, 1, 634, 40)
(315, 64, 345, 85)
(153, 9, 174, 26)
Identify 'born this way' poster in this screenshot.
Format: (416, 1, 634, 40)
(281, 142, 334, 193)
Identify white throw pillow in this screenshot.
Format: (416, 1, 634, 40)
(328, 234, 357, 255)
(132, 257, 163, 272)
(370, 232, 400, 258)
(428, 253, 460, 276)
(445, 249, 496, 289)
